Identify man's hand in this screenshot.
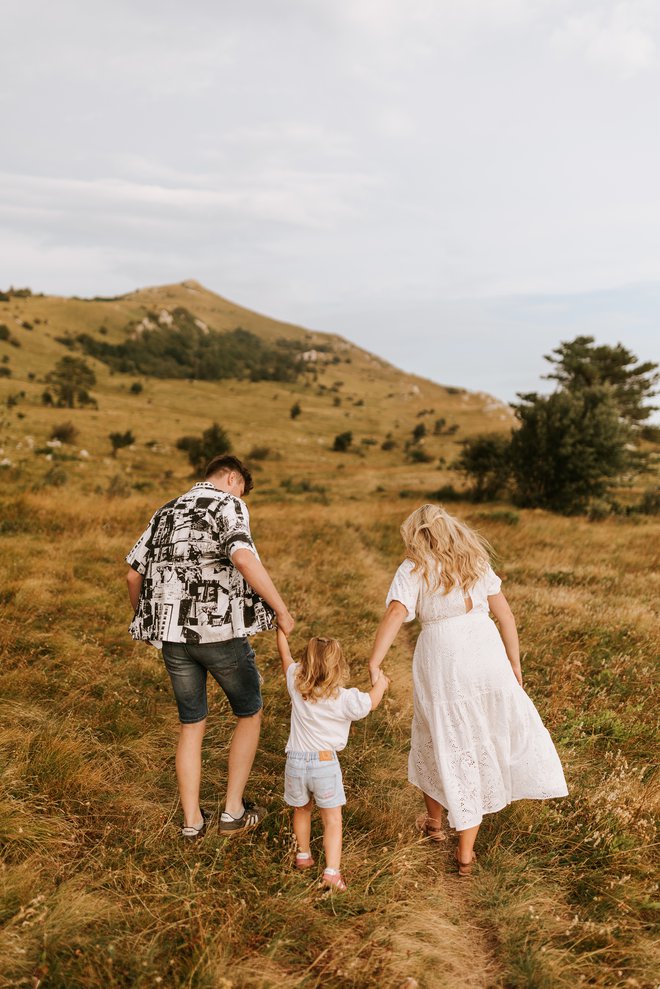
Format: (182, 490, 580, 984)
(276, 608, 295, 637)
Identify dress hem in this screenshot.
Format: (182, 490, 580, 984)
(408, 776, 569, 831)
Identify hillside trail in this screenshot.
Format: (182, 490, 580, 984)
(275, 505, 503, 989)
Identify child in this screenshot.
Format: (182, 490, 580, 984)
(277, 628, 389, 892)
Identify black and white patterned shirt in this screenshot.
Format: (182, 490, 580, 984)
(126, 482, 275, 646)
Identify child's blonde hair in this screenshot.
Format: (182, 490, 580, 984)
(295, 637, 349, 702)
(401, 503, 492, 593)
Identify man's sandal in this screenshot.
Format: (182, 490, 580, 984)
(415, 812, 447, 843)
(218, 800, 267, 834)
(456, 851, 477, 877)
(181, 808, 208, 840)
(294, 852, 315, 871)
(322, 869, 347, 892)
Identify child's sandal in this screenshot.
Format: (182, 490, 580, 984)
(322, 869, 347, 892)
(294, 852, 315, 871)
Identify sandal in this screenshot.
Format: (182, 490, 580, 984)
(322, 869, 347, 892)
(456, 851, 477, 877)
(294, 852, 315, 871)
(181, 808, 207, 840)
(415, 812, 447, 843)
(218, 800, 267, 834)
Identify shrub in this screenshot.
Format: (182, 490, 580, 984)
(426, 484, 465, 502)
(41, 390, 54, 406)
(0, 366, 11, 378)
(408, 448, 433, 463)
(129, 382, 143, 395)
(290, 402, 301, 419)
(433, 417, 446, 434)
(636, 486, 660, 515)
(50, 422, 79, 445)
(412, 423, 427, 442)
(45, 356, 96, 408)
(455, 434, 512, 502)
(333, 431, 353, 452)
(109, 430, 135, 457)
(381, 435, 396, 451)
(247, 445, 270, 461)
(176, 422, 232, 475)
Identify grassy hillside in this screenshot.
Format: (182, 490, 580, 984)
(0, 283, 657, 988)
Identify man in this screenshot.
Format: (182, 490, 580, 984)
(125, 454, 294, 837)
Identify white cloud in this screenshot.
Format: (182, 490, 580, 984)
(552, 3, 657, 76)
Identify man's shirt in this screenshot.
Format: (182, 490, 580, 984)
(125, 482, 275, 646)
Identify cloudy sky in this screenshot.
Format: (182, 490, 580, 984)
(1, 0, 659, 404)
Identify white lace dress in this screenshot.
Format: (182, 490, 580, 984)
(387, 560, 568, 830)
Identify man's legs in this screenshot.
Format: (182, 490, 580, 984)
(176, 719, 207, 828)
(224, 710, 262, 816)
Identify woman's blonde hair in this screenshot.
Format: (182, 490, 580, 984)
(295, 637, 349, 702)
(401, 504, 492, 593)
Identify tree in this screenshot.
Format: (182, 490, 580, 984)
(290, 401, 301, 419)
(109, 430, 135, 457)
(509, 387, 630, 514)
(333, 431, 353, 452)
(544, 336, 658, 425)
(176, 422, 232, 475)
(456, 434, 512, 501)
(46, 356, 96, 408)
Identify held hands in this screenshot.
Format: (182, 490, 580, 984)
(275, 608, 295, 637)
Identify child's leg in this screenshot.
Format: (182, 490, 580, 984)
(318, 805, 342, 871)
(292, 799, 313, 853)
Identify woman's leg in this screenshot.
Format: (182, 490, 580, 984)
(293, 800, 313, 853)
(319, 806, 343, 871)
(176, 719, 207, 827)
(457, 823, 480, 865)
(423, 791, 446, 831)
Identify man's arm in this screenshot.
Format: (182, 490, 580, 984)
(232, 548, 294, 635)
(126, 568, 143, 611)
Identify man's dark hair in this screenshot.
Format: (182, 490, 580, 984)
(205, 454, 254, 495)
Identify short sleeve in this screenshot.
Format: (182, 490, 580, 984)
(484, 565, 502, 596)
(286, 662, 298, 698)
(216, 497, 257, 559)
(339, 687, 372, 722)
(386, 559, 421, 622)
(125, 519, 154, 575)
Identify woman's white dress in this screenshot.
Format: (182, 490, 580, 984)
(387, 560, 568, 830)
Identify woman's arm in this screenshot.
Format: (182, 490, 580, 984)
(488, 592, 523, 686)
(276, 627, 294, 674)
(368, 600, 408, 685)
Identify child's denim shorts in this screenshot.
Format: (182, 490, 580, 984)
(284, 751, 346, 809)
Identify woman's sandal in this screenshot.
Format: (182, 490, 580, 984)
(456, 851, 477, 877)
(322, 869, 347, 892)
(415, 812, 447, 843)
(294, 852, 315, 871)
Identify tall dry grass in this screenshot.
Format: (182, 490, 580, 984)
(0, 475, 658, 988)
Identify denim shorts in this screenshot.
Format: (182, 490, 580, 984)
(161, 638, 262, 723)
(284, 751, 346, 809)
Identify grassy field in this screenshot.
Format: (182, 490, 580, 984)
(0, 284, 658, 988)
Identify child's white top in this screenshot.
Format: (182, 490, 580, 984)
(285, 662, 372, 753)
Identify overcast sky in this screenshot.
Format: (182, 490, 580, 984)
(1, 0, 658, 405)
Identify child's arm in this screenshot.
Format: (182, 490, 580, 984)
(277, 626, 295, 674)
(368, 670, 390, 711)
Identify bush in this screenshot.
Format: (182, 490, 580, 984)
(109, 430, 135, 457)
(381, 437, 396, 451)
(636, 486, 660, 515)
(333, 431, 353, 452)
(433, 417, 446, 435)
(412, 423, 426, 442)
(0, 366, 11, 378)
(176, 422, 232, 475)
(129, 382, 143, 394)
(50, 422, 79, 444)
(426, 484, 465, 502)
(41, 390, 54, 406)
(45, 356, 96, 408)
(408, 448, 433, 463)
(455, 434, 512, 502)
(290, 402, 301, 419)
(247, 445, 270, 461)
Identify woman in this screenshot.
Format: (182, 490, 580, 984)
(368, 504, 568, 875)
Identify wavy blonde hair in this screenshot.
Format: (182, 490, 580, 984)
(401, 504, 492, 593)
(295, 636, 349, 702)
